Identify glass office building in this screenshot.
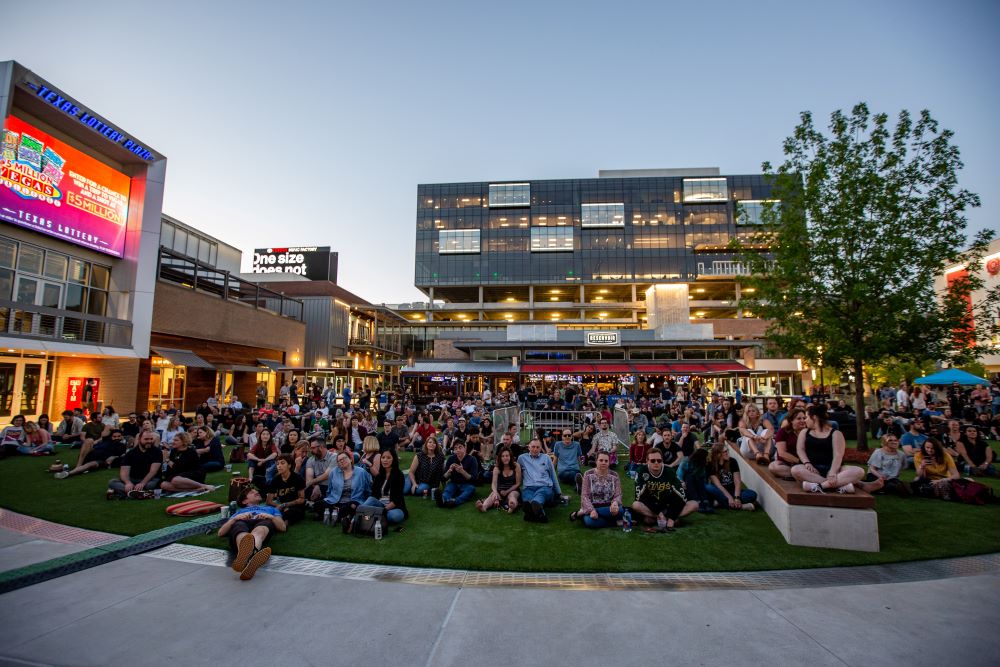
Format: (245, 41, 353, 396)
(410, 168, 775, 326)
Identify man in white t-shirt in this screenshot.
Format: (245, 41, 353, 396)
(895, 382, 909, 411)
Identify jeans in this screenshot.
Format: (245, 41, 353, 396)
(248, 460, 276, 483)
(108, 476, 160, 495)
(582, 505, 620, 529)
(442, 482, 476, 506)
(522, 485, 555, 507)
(404, 478, 432, 495)
(16, 444, 55, 455)
(705, 483, 757, 508)
(361, 496, 405, 524)
(965, 462, 998, 477)
(557, 469, 579, 484)
(200, 461, 224, 473)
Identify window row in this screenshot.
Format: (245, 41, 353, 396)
(488, 183, 530, 207)
(0, 235, 111, 318)
(160, 220, 219, 266)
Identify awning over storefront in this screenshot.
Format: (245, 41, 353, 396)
(520, 361, 751, 375)
(256, 358, 283, 372)
(215, 364, 265, 373)
(151, 347, 216, 370)
(402, 362, 520, 375)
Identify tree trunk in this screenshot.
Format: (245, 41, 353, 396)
(854, 357, 869, 451)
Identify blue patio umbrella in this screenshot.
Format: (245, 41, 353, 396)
(913, 368, 988, 385)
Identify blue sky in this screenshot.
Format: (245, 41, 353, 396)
(4, 0, 998, 302)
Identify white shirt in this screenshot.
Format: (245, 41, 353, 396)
(896, 389, 909, 408)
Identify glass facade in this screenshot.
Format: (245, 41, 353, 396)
(438, 230, 481, 254)
(736, 200, 780, 225)
(581, 203, 625, 227)
(683, 178, 729, 202)
(488, 183, 530, 207)
(415, 174, 773, 288)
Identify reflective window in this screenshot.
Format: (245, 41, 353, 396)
(530, 228, 573, 252)
(438, 230, 481, 254)
(736, 200, 780, 225)
(683, 178, 729, 202)
(488, 183, 530, 207)
(0, 238, 16, 269)
(581, 203, 625, 227)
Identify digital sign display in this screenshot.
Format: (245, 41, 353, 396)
(251, 247, 338, 281)
(0, 116, 131, 257)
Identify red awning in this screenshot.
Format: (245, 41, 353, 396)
(591, 365, 634, 374)
(520, 363, 595, 374)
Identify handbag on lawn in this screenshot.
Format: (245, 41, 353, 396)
(346, 504, 387, 538)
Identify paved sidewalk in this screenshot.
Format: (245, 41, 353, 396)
(1, 527, 998, 667)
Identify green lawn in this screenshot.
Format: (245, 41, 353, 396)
(1, 445, 998, 573)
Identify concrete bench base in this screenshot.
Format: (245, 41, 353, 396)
(729, 444, 880, 552)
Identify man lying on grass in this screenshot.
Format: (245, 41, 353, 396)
(218, 486, 287, 581)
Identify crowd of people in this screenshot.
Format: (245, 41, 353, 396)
(1, 376, 997, 580)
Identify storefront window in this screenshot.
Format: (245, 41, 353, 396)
(149, 358, 186, 411)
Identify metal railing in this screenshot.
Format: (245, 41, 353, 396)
(0, 299, 132, 347)
(158, 248, 304, 321)
(492, 405, 520, 437)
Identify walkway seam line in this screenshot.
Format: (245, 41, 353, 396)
(424, 587, 463, 667)
(749, 590, 851, 667)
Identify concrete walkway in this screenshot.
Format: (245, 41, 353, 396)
(0, 526, 998, 667)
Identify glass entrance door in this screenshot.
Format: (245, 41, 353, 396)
(0, 360, 47, 422)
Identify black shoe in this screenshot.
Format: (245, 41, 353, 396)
(435, 493, 445, 508)
(523, 503, 536, 522)
(537, 509, 548, 523)
(445, 499, 457, 509)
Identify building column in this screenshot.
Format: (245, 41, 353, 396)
(528, 285, 534, 307)
(579, 285, 585, 304)
(478, 286, 484, 307)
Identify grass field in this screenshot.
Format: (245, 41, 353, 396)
(2, 440, 999, 573)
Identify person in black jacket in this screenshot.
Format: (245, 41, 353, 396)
(361, 448, 408, 524)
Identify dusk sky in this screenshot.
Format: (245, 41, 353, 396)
(4, 0, 998, 303)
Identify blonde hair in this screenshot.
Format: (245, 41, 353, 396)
(362, 435, 380, 455)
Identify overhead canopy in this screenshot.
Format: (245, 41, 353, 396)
(914, 368, 989, 386)
(257, 359, 283, 372)
(519, 361, 751, 375)
(215, 364, 265, 374)
(151, 347, 215, 370)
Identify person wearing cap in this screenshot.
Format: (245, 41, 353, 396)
(437, 440, 479, 508)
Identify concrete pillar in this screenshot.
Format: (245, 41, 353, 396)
(478, 285, 484, 307)
(528, 285, 534, 307)
(579, 285, 585, 304)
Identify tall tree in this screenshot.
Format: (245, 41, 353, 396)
(735, 103, 997, 449)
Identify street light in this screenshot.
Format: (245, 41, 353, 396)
(816, 345, 825, 398)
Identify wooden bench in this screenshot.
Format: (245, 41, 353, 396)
(727, 444, 880, 552)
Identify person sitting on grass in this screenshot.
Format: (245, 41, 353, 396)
(437, 440, 480, 509)
(570, 451, 623, 528)
(304, 437, 336, 503)
(738, 403, 773, 465)
(266, 454, 306, 523)
(17, 420, 52, 455)
(631, 449, 698, 532)
(55, 429, 125, 479)
(792, 403, 870, 494)
(477, 447, 521, 513)
(218, 486, 286, 581)
(247, 428, 278, 487)
(361, 449, 408, 525)
(405, 436, 445, 496)
(864, 434, 909, 496)
(107, 431, 162, 498)
(706, 443, 757, 511)
(678, 447, 713, 512)
(956, 424, 997, 477)
(553, 429, 583, 492)
(1, 414, 27, 456)
(160, 432, 217, 495)
(358, 435, 383, 476)
(52, 410, 84, 447)
(193, 426, 226, 473)
(590, 418, 618, 467)
(628, 430, 651, 478)
(899, 418, 929, 467)
(911, 437, 960, 499)
(517, 438, 561, 523)
(318, 451, 371, 524)
(769, 408, 807, 479)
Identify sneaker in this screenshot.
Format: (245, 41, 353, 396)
(574, 472, 583, 494)
(239, 546, 272, 581)
(54, 470, 69, 479)
(537, 508, 548, 523)
(740, 502, 756, 511)
(232, 534, 255, 572)
(802, 481, 824, 493)
(127, 489, 154, 499)
(837, 483, 855, 494)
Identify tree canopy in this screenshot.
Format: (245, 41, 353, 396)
(735, 103, 997, 448)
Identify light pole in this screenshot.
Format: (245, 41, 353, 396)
(817, 345, 825, 399)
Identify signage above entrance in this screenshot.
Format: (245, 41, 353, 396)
(585, 331, 620, 346)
